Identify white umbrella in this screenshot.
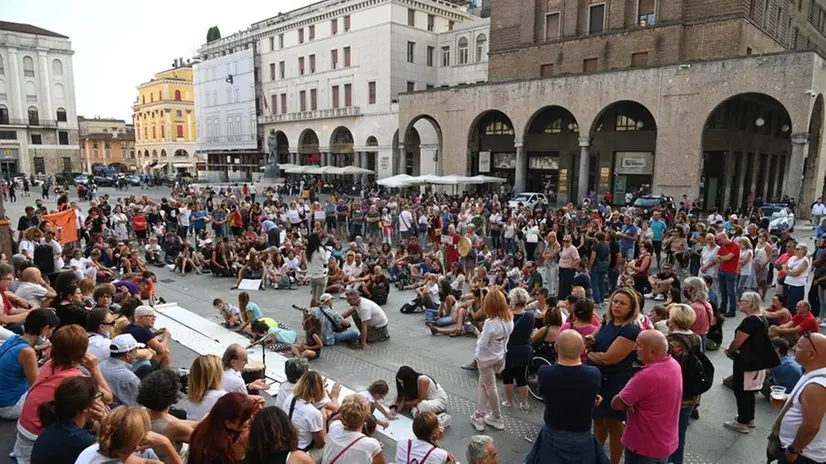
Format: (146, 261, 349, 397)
(377, 174, 414, 188)
(304, 166, 341, 175)
(470, 175, 507, 184)
(277, 163, 299, 169)
(338, 166, 374, 175)
(417, 174, 458, 185)
(284, 165, 314, 174)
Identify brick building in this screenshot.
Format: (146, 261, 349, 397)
(398, 0, 826, 213)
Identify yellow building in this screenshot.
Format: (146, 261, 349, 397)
(133, 59, 198, 175)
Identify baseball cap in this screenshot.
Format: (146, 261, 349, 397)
(318, 293, 333, 304)
(110, 334, 145, 354)
(135, 305, 155, 318)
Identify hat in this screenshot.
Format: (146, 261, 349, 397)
(729, 215, 737, 220)
(318, 293, 333, 304)
(134, 305, 155, 318)
(110, 334, 145, 354)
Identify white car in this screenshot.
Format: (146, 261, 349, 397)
(762, 204, 796, 234)
(508, 192, 548, 209)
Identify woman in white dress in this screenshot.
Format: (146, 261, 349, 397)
(110, 205, 129, 241)
(542, 232, 561, 297)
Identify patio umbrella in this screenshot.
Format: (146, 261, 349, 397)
(284, 165, 314, 174)
(377, 174, 415, 188)
(338, 166, 374, 175)
(470, 175, 507, 184)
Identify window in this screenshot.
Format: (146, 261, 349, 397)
(428, 14, 435, 31)
(52, 59, 63, 76)
(300, 90, 307, 111)
(544, 119, 562, 133)
(631, 52, 649, 66)
(23, 56, 34, 77)
(56, 108, 67, 122)
(449, 21, 454, 31)
(0, 130, 15, 139)
(31, 134, 42, 144)
(476, 35, 487, 62)
(545, 12, 560, 40)
(583, 58, 598, 72)
(269, 63, 275, 80)
(0, 55, 4, 75)
(332, 19, 338, 35)
(270, 94, 278, 113)
(638, 0, 655, 25)
(25, 82, 36, 102)
(27, 107, 38, 126)
(458, 37, 468, 64)
(279, 34, 284, 48)
(484, 121, 514, 135)
(344, 47, 351, 67)
(161, 124, 166, 138)
(441, 46, 450, 66)
(280, 94, 287, 114)
(332, 49, 339, 69)
(299, 57, 305, 75)
(426, 84, 434, 89)
(407, 81, 415, 92)
(152, 126, 156, 139)
(540, 63, 554, 77)
(309, 25, 315, 40)
(310, 54, 316, 73)
(344, 15, 350, 31)
(310, 89, 318, 110)
(368, 81, 376, 104)
(174, 89, 181, 101)
(299, 28, 304, 43)
(589, 4, 606, 34)
(176, 110, 183, 117)
(269, 37, 275, 51)
(408, 8, 416, 26)
(177, 125, 184, 138)
(407, 42, 415, 63)
(279, 61, 285, 79)
(58, 131, 69, 145)
(332, 85, 340, 108)
(427, 46, 434, 66)
(0, 106, 8, 124)
(344, 84, 352, 107)
(616, 114, 639, 131)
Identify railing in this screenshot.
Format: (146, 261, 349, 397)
(258, 106, 360, 124)
(197, 134, 258, 144)
(0, 118, 58, 128)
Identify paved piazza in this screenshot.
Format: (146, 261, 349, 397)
(0, 185, 814, 464)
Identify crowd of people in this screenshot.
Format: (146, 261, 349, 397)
(2, 176, 826, 464)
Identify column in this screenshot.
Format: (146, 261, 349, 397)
(7, 48, 23, 119)
(37, 50, 52, 121)
(774, 155, 784, 200)
(735, 154, 748, 210)
(748, 153, 760, 203)
(722, 152, 734, 212)
(784, 132, 809, 200)
(514, 140, 526, 194)
(577, 137, 591, 204)
(397, 143, 406, 175)
(186, 111, 193, 142)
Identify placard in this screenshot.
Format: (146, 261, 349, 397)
(238, 279, 261, 290)
(478, 151, 491, 173)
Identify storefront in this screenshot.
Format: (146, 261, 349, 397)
(302, 153, 321, 165)
(486, 152, 516, 185)
(526, 154, 560, 202)
(612, 152, 654, 205)
(0, 147, 19, 176)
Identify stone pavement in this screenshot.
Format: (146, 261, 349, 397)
(0, 186, 818, 463)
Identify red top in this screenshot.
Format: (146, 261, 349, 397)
(717, 242, 741, 274)
(1, 291, 12, 315)
(19, 361, 83, 435)
(133, 215, 147, 231)
(792, 312, 819, 335)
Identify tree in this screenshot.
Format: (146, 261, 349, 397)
(206, 26, 221, 43)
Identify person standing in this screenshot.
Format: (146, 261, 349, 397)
(812, 198, 826, 228)
(782, 243, 810, 315)
(558, 235, 580, 300)
(589, 231, 611, 306)
(306, 233, 329, 307)
(611, 330, 682, 463)
(715, 233, 740, 318)
(501, 288, 534, 411)
(616, 216, 638, 264)
(650, 211, 667, 268)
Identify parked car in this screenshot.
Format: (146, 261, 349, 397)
(632, 194, 676, 216)
(762, 203, 796, 234)
(508, 192, 548, 209)
(93, 176, 115, 187)
(125, 175, 142, 186)
(73, 175, 89, 186)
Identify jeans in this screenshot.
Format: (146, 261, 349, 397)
(475, 358, 504, 418)
(624, 449, 667, 464)
(504, 237, 516, 255)
(608, 267, 619, 293)
(670, 407, 693, 464)
(591, 263, 608, 304)
(525, 242, 537, 261)
(736, 273, 750, 301)
(333, 328, 361, 344)
(785, 285, 805, 315)
(424, 310, 454, 327)
(718, 271, 737, 315)
(819, 286, 826, 319)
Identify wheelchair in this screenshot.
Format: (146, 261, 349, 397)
(526, 342, 557, 401)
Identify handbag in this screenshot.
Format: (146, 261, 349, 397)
(735, 316, 781, 372)
(767, 374, 826, 462)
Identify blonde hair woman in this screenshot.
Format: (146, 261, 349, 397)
(185, 355, 226, 421)
(75, 406, 182, 464)
(286, 371, 329, 458)
(322, 394, 384, 464)
(736, 237, 756, 300)
(542, 232, 560, 297)
(469, 288, 513, 433)
(587, 287, 642, 464)
(666, 303, 703, 464)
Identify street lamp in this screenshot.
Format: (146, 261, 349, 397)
(755, 117, 765, 127)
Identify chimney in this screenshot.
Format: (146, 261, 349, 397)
(172, 59, 178, 67)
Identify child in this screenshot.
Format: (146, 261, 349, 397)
(92, 284, 121, 314)
(362, 415, 378, 438)
(69, 248, 96, 281)
(144, 237, 163, 265)
(250, 318, 297, 352)
(363, 380, 391, 429)
(133, 210, 148, 246)
(648, 304, 670, 335)
(213, 297, 241, 327)
(290, 314, 323, 360)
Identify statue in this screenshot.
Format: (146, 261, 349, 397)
(266, 129, 280, 178)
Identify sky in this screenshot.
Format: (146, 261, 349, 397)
(4, 0, 310, 121)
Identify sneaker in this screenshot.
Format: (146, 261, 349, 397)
(654, 294, 665, 301)
(644, 293, 654, 299)
(483, 413, 505, 430)
(725, 312, 737, 318)
(501, 401, 513, 408)
(437, 413, 452, 428)
(470, 413, 485, 432)
(747, 420, 756, 428)
(723, 420, 750, 434)
(519, 401, 530, 412)
(820, 320, 826, 328)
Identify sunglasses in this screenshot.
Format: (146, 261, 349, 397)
(801, 332, 819, 356)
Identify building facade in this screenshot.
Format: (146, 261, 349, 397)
(397, 0, 826, 214)
(133, 61, 198, 176)
(78, 117, 136, 172)
(194, 46, 261, 182)
(0, 21, 81, 176)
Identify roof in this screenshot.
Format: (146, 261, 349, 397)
(0, 21, 68, 39)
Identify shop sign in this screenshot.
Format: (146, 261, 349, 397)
(493, 152, 516, 169)
(615, 152, 654, 175)
(478, 151, 491, 173)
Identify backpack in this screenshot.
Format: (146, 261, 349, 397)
(680, 338, 715, 398)
(33, 243, 55, 274)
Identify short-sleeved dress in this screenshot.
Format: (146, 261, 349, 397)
(589, 321, 641, 421)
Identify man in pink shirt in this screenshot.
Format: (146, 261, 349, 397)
(611, 329, 682, 463)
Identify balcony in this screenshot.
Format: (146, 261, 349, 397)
(198, 134, 258, 145)
(0, 118, 59, 128)
(258, 106, 360, 124)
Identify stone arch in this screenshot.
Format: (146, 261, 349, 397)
(160, 149, 167, 157)
(402, 115, 443, 176)
(174, 149, 188, 157)
(521, 105, 581, 201)
(299, 128, 320, 165)
(467, 110, 515, 181)
(108, 162, 128, 172)
(272, 130, 290, 165)
(701, 92, 793, 212)
(803, 94, 824, 212)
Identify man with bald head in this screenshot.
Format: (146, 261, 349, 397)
(526, 330, 606, 463)
(611, 329, 682, 463)
(778, 332, 826, 464)
(14, 267, 56, 309)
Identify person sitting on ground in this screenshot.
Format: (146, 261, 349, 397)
(394, 411, 454, 464)
(221, 343, 270, 395)
(279, 371, 334, 461)
(91, 283, 121, 313)
(145, 237, 163, 266)
(137, 369, 199, 462)
(213, 298, 241, 328)
(249, 318, 297, 352)
(244, 406, 313, 464)
(184, 354, 227, 421)
(361, 265, 390, 306)
(53, 282, 89, 330)
(647, 262, 679, 301)
(122, 305, 171, 369)
(409, 273, 441, 313)
(310, 294, 361, 346)
(466, 435, 498, 464)
(769, 300, 819, 345)
(323, 394, 385, 464)
(767, 338, 803, 394)
(391, 365, 449, 419)
(14, 267, 56, 309)
(291, 315, 323, 360)
(428, 287, 486, 338)
(341, 289, 390, 350)
(764, 294, 793, 326)
(273, 357, 309, 412)
(100, 334, 146, 407)
(237, 292, 264, 338)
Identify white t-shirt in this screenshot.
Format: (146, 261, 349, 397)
(342, 262, 360, 279)
(74, 443, 123, 464)
(700, 245, 719, 277)
(322, 421, 381, 464)
(14, 282, 49, 308)
(184, 389, 227, 421)
(284, 394, 324, 450)
(785, 256, 810, 287)
(274, 382, 296, 412)
(222, 368, 247, 394)
(357, 298, 388, 328)
(739, 249, 753, 276)
(399, 210, 414, 232)
(70, 257, 92, 273)
(178, 207, 191, 227)
(394, 438, 450, 464)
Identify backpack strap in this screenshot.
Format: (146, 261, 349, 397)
(420, 445, 438, 464)
(329, 435, 366, 464)
(288, 397, 298, 420)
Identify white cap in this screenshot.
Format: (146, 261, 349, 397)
(110, 334, 145, 354)
(318, 293, 333, 304)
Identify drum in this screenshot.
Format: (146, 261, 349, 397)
(242, 361, 265, 394)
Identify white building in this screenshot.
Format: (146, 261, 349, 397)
(0, 21, 81, 176)
(435, 17, 488, 87)
(193, 47, 260, 182)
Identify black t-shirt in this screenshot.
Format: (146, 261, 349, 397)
(123, 323, 154, 345)
(17, 215, 38, 231)
(593, 241, 611, 262)
(656, 271, 681, 291)
(608, 241, 620, 268)
(538, 364, 601, 432)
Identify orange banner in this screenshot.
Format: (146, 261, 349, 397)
(42, 209, 78, 244)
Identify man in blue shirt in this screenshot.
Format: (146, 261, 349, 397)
(616, 215, 638, 263)
(650, 211, 667, 266)
(769, 338, 803, 393)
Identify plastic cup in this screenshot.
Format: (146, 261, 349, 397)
(770, 385, 787, 407)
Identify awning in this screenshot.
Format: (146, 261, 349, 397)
(143, 161, 155, 169)
(154, 162, 168, 170)
(172, 162, 195, 169)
